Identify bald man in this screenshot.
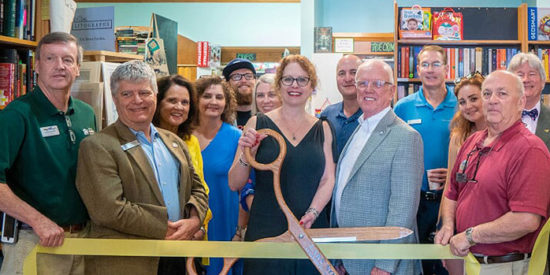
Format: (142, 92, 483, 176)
(321, 55, 363, 156)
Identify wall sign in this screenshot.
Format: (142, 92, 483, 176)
(236, 53, 256, 61)
(371, 42, 394, 53)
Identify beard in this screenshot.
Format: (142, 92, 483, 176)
(235, 88, 253, 106)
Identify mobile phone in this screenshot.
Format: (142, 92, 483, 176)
(1, 212, 19, 244)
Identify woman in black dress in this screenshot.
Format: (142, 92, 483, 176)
(228, 54, 336, 275)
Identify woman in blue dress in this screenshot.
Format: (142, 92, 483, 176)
(193, 76, 242, 275)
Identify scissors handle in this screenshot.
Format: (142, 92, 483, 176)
(243, 129, 337, 275)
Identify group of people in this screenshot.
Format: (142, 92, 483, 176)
(0, 31, 549, 275)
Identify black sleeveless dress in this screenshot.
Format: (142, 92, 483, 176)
(243, 113, 330, 275)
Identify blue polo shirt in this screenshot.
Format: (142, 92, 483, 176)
(394, 86, 457, 191)
(321, 101, 363, 157)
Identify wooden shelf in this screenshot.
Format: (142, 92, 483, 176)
(333, 32, 393, 42)
(83, 51, 143, 62)
(528, 41, 550, 45)
(0, 35, 38, 48)
(75, 0, 299, 2)
(397, 39, 522, 46)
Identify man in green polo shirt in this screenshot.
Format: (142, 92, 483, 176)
(0, 32, 96, 275)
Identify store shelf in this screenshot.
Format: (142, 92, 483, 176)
(0, 35, 38, 48)
(83, 51, 144, 62)
(397, 39, 522, 46)
(528, 41, 550, 45)
(397, 78, 455, 83)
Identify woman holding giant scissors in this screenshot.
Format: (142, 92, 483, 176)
(228, 54, 336, 275)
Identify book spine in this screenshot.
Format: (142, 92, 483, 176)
(0, 63, 16, 109)
(482, 48, 489, 75)
(491, 48, 497, 72)
(409, 47, 414, 79)
(528, 7, 538, 41)
(14, 0, 23, 39)
(458, 48, 464, 77)
(3, 0, 16, 37)
(475, 47, 482, 73)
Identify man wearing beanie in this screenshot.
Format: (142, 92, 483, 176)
(223, 58, 257, 128)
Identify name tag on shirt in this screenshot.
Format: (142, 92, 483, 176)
(407, 119, 422, 125)
(121, 140, 140, 151)
(40, 126, 60, 137)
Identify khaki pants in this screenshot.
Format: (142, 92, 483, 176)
(478, 258, 530, 275)
(0, 225, 89, 275)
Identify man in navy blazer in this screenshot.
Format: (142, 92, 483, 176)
(331, 60, 424, 275)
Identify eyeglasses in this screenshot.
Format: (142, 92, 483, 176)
(420, 61, 443, 69)
(281, 76, 310, 87)
(454, 71, 484, 85)
(64, 115, 76, 145)
(230, 73, 255, 81)
(355, 80, 392, 89)
(456, 145, 494, 184)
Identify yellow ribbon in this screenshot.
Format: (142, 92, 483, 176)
(22, 218, 550, 275)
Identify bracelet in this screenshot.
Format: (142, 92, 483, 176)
(305, 207, 319, 219)
(199, 226, 206, 235)
(238, 153, 249, 167)
(235, 225, 247, 237)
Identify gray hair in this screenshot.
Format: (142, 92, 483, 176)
(37, 32, 83, 65)
(356, 59, 394, 84)
(110, 60, 158, 96)
(252, 73, 277, 114)
(507, 52, 546, 83)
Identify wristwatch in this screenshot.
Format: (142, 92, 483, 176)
(465, 227, 476, 246)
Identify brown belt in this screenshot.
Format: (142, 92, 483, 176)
(21, 223, 85, 233)
(474, 253, 531, 264)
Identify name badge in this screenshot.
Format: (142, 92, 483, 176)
(407, 119, 422, 125)
(121, 140, 140, 151)
(40, 126, 60, 137)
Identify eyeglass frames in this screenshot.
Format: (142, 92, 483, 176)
(230, 73, 255, 81)
(454, 71, 484, 85)
(280, 76, 310, 87)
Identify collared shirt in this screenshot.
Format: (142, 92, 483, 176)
(0, 86, 96, 225)
(321, 101, 363, 156)
(394, 86, 457, 191)
(446, 121, 550, 255)
(130, 124, 181, 221)
(334, 106, 390, 223)
(522, 101, 541, 134)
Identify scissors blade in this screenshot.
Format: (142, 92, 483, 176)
(258, 226, 413, 243)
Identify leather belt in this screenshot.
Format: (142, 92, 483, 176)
(474, 253, 531, 264)
(420, 191, 442, 201)
(21, 223, 85, 233)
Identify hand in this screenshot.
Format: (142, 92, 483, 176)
(299, 212, 316, 229)
(371, 267, 390, 275)
(427, 168, 447, 186)
(32, 217, 65, 247)
(239, 128, 267, 156)
(449, 232, 472, 257)
(165, 217, 201, 240)
(434, 224, 454, 245)
(336, 263, 347, 275)
(192, 227, 205, 240)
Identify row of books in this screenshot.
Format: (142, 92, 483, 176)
(1, 0, 36, 40)
(0, 48, 35, 109)
(397, 46, 520, 80)
(530, 46, 550, 80)
(115, 26, 150, 56)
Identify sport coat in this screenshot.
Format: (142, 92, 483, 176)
(536, 104, 550, 150)
(331, 110, 423, 275)
(76, 120, 208, 275)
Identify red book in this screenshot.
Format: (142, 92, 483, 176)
(0, 63, 16, 109)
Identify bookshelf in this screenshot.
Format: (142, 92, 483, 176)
(392, 2, 528, 102)
(0, 0, 48, 109)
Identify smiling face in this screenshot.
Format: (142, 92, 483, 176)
(255, 82, 281, 113)
(355, 61, 394, 119)
(229, 68, 255, 106)
(280, 62, 312, 106)
(35, 41, 80, 93)
(198, 84, 226, 120)
(512, 62, 545, 109)
(159, 84, 190, 129)
(336, 55, 361, 100)
(417, 50, 448, 91)
(482, 71, 525, 131)
(457, 84, 484, 124)
(113, 80, 157, 132)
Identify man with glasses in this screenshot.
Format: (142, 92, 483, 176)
(394, 45, 457, 275)
(223, 58, 256, 127)
(0, 32, 96, 275)
(435, 70, 550, 274)
(75, 60, 208, 274)
(321, 55, 363, 156)
(332, 60, 423, 275)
